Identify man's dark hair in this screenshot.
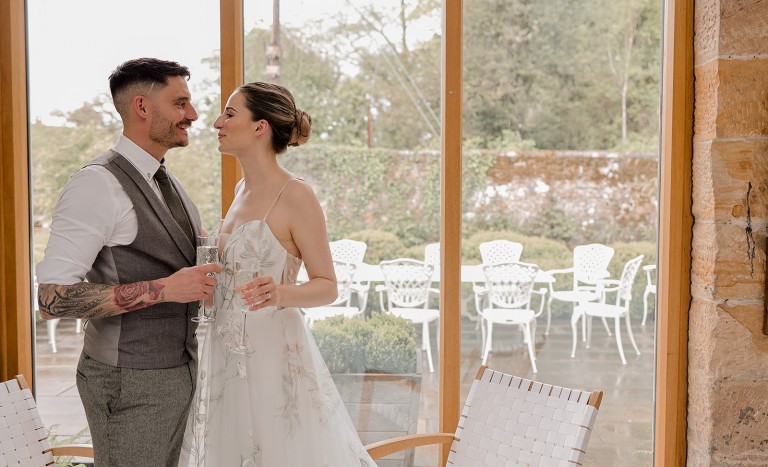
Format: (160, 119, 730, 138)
(108, 58, 190, 116)
(109, 57, 190, 97)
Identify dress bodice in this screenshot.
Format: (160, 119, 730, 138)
(216, 220, 303, 311)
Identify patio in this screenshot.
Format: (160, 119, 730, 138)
(34, 314, 655, 466)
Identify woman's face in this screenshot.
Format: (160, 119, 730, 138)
(213, 91, 260, 155)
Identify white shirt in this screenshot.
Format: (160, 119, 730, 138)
(36, 136, 167, 285)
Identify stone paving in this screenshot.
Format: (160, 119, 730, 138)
(34, 315, 655, 466)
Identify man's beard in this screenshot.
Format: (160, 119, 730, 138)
(150, 111, 189, 149)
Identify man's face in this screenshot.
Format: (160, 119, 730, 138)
(147, 76, 198, 149)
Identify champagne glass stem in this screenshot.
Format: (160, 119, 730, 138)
(238, 311, 248, 349)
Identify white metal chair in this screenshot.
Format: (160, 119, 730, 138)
(546, 243, 615, 340)
(642, 264, 657, 325)
(423, 242, 441, 303)
(365, 365, 603, 465)
(480, 262, 546, 372)
(424, 242, 441, 268)
(0, 374, 93, 466)
(377, 259, 440, 373)
(329, 239, 370, 311)
(571, 255, 644, 364)
(474, 240, 525, 329)
(302, 261, 361, 326)
(479, 239, 524, 265)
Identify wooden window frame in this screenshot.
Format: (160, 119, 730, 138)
(1, 0, 692, 464)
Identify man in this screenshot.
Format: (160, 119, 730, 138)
(37, 57, 219, 466)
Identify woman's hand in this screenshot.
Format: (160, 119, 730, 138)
(240, 275, 279, 310)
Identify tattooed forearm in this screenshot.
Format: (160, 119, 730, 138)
(38, 280, 166, 319)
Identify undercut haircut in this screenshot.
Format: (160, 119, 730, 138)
(108, 57, 191, 117)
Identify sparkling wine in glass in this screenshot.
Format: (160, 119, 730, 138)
(230, 257, 260, 354)
(192, 235, 219, 323)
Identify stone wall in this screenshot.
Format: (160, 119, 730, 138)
(690, 0, 768, 464)
(479, 150, 659, 244)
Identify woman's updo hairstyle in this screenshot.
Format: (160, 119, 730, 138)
(238, 82, 312, 154)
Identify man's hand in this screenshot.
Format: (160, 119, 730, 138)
(157, 263, 221, 303)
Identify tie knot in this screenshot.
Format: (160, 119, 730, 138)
(154, 165, 169, 181)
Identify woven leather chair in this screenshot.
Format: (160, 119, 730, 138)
(365, 366, 603, 466)
(0, 374, 92, 466)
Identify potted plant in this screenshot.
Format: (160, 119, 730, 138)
(311, 313, 421, 466)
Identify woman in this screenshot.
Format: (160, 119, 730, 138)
(180, 82, 377, 466)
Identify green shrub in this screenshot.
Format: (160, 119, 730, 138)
(310, 313, 417, 374)
(347, 230, 406, 264)
(312, 316, 372, 373)
(402, 245, 427, 261)
(364, 312, 418, 374)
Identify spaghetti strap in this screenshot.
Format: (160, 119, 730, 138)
(263, 177, 302, 222)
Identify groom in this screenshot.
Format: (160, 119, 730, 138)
(37, 58, 219, 466)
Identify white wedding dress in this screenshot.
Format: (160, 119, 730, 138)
(179, 197, 377, 466)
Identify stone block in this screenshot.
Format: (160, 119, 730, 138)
(716, 58, 768, 138)
(694, 0, 720, 65)
(720, 0, 768, 56)
(693, 140, 768, 221)
(692, 141, 715, 219)
(691, 222, 765, 300)
(709, 379, 768, 464)
(687, 304, 768, 465)
(691, 223, 717, 300)
(710, 306, 768, 379)
(688, 299, 720, 354)
(693, 61, 718, 142)
(720, 301, 768, 355)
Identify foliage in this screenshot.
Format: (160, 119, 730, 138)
(463, 230, 572, 271)
(364, 312, 418, 374)
(346, 230, 405, 264)
(47, 424, 90, 467)
(30, 122, 115, 226)
(311, 316, 372, 373)
(311, 313, 417, 374)
(29, 0, 662, 256)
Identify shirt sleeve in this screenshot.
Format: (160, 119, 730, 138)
(36, 166, 133, 285)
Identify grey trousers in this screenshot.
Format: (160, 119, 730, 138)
(76, 352, 196, 467)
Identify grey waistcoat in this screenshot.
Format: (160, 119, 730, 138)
(82, 150, 202, 369)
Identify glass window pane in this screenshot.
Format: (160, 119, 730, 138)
(242, 1, 442, 464)
(461, 0, 661, 465)
(29, 0, 220, 448)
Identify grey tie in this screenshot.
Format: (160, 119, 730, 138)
(154, 165, 194, 244)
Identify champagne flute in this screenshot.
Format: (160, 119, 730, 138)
(192, 235, 219, 323)
(230, 256, 261, 354)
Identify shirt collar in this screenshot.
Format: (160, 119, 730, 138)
(113, 135, 163, 182)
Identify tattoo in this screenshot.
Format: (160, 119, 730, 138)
(38, 280, 166, 320)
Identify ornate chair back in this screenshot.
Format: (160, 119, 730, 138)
(379, 259, 434, 309)
(479, 240, 524, 265)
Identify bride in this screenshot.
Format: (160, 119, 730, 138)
(179, 82, 377, 466)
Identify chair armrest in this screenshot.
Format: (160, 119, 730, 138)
(365, 433, 455, 460)
(48, 444, 94, 458)
(532, 288, 548, 316)
(375, 284, 387, 293)
(598, 279, 621, 287)
(643, 264, 656, 271)
(544, 267, 574, 276)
